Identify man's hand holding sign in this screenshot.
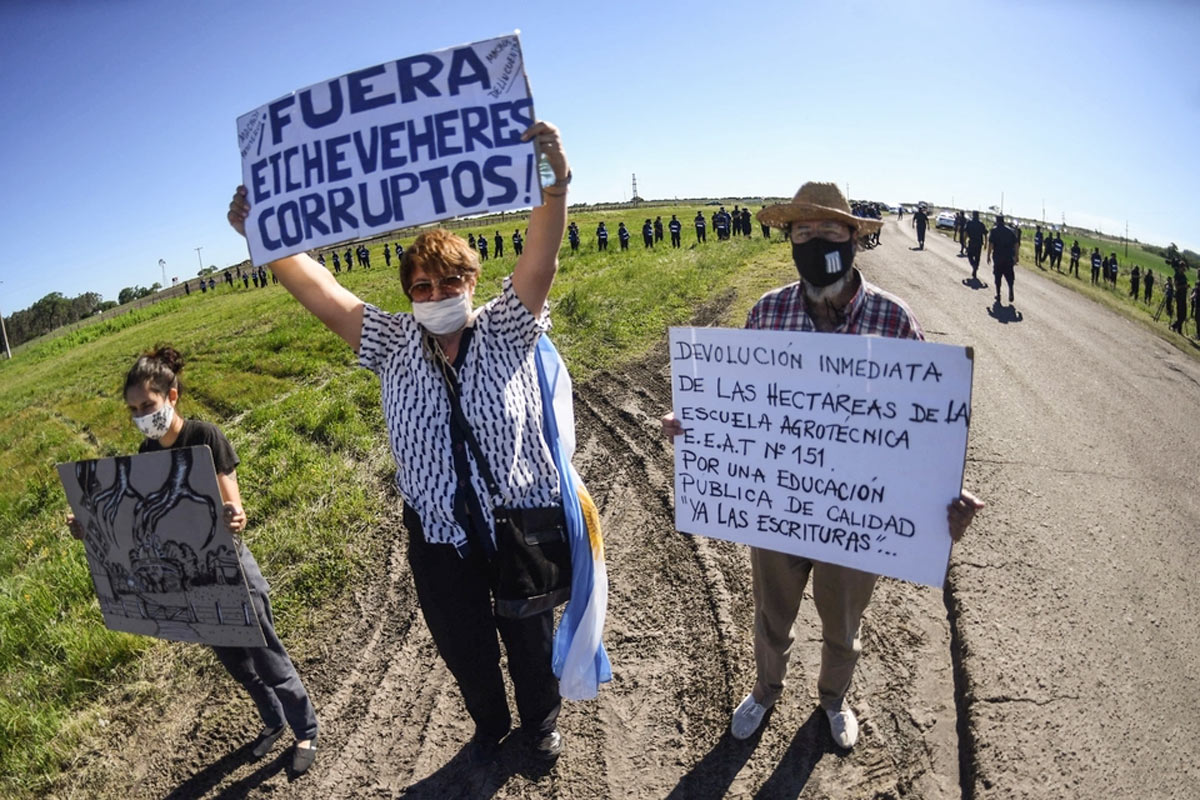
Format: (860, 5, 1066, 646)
(661, 182, 983, 751)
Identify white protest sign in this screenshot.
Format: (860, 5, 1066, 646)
(670, 327, 973, 587)
(237, 34, 538, 266)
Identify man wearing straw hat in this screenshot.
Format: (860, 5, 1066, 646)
(662, 181, 983, 750)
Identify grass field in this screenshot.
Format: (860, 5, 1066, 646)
(0, 204, 782, 797)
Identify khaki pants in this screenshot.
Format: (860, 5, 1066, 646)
(751, 547, 878, 711)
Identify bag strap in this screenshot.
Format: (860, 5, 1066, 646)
(428, 331, 503, 506)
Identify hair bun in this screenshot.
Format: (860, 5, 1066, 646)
(152, 345, 184, 375)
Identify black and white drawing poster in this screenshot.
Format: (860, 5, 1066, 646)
(57, 446, 266, 647)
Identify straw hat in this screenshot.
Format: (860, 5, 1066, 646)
(757, 182, 882, 233)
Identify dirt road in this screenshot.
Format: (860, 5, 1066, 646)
(58, 219, 1200, 799)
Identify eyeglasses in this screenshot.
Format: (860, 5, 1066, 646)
(409, 274, 467, 302)
(789, 221, 853, 243)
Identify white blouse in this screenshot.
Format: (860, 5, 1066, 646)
(358, 277, 561, 550)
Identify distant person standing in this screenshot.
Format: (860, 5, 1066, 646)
(1170, 263, 1189, 334)
(317, 253, 326, 268)
(344, 247, 353, 272)
(742, 207, 752, 239)
(694, 211, 707, 243)
(1051, 233, 1064, 272)
(731, 205, 742, 236)
(1069, 240, 1081, 278)
(1164, 271, 1175, 319)
(1090, 248, 1102, 285)
(467, 233, 476, 249)
(912, 205, 929, 249)
(331, 253, 341, 273)
(200, 279, 208, 293)
(478, 232, 489, 261)
(964, 211, 988, 279)
(208, 277, 216, 291)
(1130, 264, 1141, 299)
(654, 216, 664, 243)
(594, 223, 606, 252)
(715, 208, 730, 240)
(987, 213, 1019, 304)
(1108, 253, 1119, 288)
(669, 215, 682, 248)
(184, 281, 190, 296)
(1144, 267, 1154, 303)
(383, 244, 392, 269)
(243, 272, 251, 289)
(395, 242, 404, 262)
(567, 221, 580, 252)
(1033, 226, 1044, 267)
(494, 231, 504, 258)
(513, 228, 524, 256)
(760, 205, 771, 239)
(618, 222, 630, 251)
(642, 219, 654, 248)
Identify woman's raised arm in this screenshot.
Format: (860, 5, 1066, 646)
(511, 122, 570, 316)
(228, 186, 365, 351)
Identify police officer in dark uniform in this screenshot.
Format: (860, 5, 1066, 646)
(331, 252, 341, 273)
(395, 242, 404, 262)
(467, 233, 476, 249)
(1170, 260, 1189, 334)
(695, 211, 707, 243)
(1144, 267, 1154, 303)
(912, 204, 929, 249)
(654, 216, 664, 243)
(760, 205, 771, 239)
(1130, 264, 1141, 299)
(669, 215, 682, 248)
(1090, 248, 1102, 285)
(594, 223, 606, 252)
(383, 243, 392, 268)
(987, 213, 1018, 304)
(964, 211, 988, 278)
(741, 207, 752, 239)
(1051, 233, 1064, 271)
(1069, 240, 1081, 277)
(478, 232, 488, 261)
(1033, 226, 1044, 267)
(731, 205, 741, 236)
(642, 219, 654, 248)
(494, 230, 504, 258)
(568, 221, 580, 253)
(715, 208, 729, 240)
(618, 222, 631, 251)
(513, 228, 524, 256)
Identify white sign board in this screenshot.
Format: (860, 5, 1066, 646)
(237, 34, 538, 266)
(57, 447, 266, 647)
(670, 327, 973, 587)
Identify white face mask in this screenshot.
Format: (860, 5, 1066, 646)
(412, 292, 472, 335)
(133, 403, 175, 440)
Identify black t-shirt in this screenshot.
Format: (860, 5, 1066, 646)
(989, 224, 1018, 263)
(964, 219, 987, 244)
(914, 211, 928, 228)
(139, 419, 239, 476)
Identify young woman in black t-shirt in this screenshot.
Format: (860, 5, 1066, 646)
(67, 346, 320, 773)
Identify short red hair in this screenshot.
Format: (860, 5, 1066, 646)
(399, 229, 480, 297)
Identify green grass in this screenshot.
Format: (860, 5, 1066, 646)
(0, 204, 780, 797)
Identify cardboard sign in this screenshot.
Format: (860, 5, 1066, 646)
(237, 33, 539, 265)
(670, 327, 973, 587)
(57, 447, 266, 647)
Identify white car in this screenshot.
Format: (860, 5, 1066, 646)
(935, 211, 956, 230)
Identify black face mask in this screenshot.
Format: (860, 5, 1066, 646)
(792, 238, 855, 287)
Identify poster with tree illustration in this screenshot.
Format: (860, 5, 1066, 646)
(56, 446, 266, 647)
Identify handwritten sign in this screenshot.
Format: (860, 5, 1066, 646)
(670, 327, 973, 587)
(237, 34, 538, 266)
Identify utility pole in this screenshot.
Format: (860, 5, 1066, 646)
(1000, 192, 1004, 215)
(194, 246, 204, 274)
(159, 258, 166, 287)
(0, 280, 12, 360)
(1125, 221, 1129, 258)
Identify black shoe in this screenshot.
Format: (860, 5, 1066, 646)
(251, 724, 286, 758)
(995, 293, 1001, 303)
(292, 735, 318, 774)
(530, 729, 564, 761)
(467, 730, 506, 766)
(1009, 289, 1014, 302)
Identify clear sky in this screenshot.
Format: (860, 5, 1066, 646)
(1, 0, 1197, 313)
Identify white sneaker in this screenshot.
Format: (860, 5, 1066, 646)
(825, 706, 859, 748)
(730, 693, 771, 740)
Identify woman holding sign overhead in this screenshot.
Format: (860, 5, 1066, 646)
(228, 121, 592, 766)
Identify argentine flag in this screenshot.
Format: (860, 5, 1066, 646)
(535, 336, 613, 701)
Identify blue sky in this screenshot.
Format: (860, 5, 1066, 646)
(1, 0, 1197, 312)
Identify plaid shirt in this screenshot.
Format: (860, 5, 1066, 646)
(745, 270, 924, 341)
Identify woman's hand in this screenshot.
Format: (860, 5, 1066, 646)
(660, 412, 686, 440)
(947, 489, 985, 543)
(66, 513, 85, 540)
(223, 503, 247, 534)
(228, 186, 249, 238)
(521, 121, 569, 186)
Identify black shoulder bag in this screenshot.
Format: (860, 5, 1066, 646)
(434, 337, 572, 619)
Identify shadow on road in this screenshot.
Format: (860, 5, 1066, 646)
(162, 744, 285, 800)
(962, 277, 989, 291)
(987, 301, 1024, 324)
(909, 246, 925, 251)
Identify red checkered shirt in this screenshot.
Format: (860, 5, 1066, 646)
(745, 270, 925, 341)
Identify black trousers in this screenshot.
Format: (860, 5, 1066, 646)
(967, 241, 983, 270)
(405, 519, 560, 740)
(670, 232, 681, 247)
(696, 227, 706, 242)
